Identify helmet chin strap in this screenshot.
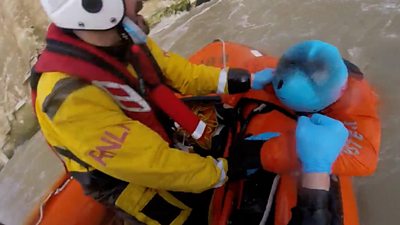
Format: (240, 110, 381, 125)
(122, 17, 147, 44)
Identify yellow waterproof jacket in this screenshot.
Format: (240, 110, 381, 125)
(34, 35, 235, 224)
(35, 37, 229, 194)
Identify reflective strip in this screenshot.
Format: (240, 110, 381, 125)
(92, 81, 151, 112)
(251, 50, 263, 57)
(191, 121, 207, 140)
(213, 159, 227, 188)
(174, 122, 181, 129)
(217, 69, 228, 94)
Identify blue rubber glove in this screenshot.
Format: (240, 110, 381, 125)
(251, 68, 274, 90)
(296, 114, 349, 173)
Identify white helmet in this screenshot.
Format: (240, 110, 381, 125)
(40, 0, 125, 30)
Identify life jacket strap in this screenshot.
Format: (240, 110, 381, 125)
(54, 146, 91, 169)
(343, 59, 364, 76)
(46, 39, 143, 93)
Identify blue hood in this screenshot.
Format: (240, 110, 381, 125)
(272, 40, 348, 112)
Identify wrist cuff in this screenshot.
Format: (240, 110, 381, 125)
(213, 159, 227, 188)
(227, 68, 251, 94)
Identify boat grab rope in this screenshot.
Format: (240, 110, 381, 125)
(214, 38, 227, 70)
(35, 176, 73, 225)
(259, 175, 281, 225)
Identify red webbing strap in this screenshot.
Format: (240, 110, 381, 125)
(39, 25, 139, 87)
(130, 45, 203, 136)
(149, 85, 202, 135)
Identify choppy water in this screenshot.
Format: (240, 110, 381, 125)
(0, 0, 399, 224)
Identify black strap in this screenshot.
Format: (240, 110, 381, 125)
(236, 98, 297, 137)
(138, 44, 166, 83)
(343, 58, 364, 76)
(70, 170, 128, 205)
(54, 146, 91, 169)
(238, 98, 297, 120)
(223, 98, 298, 160)
(328, 176, 344, 225)
(181, 95, 222, 103)
(30, 68, 42, 91)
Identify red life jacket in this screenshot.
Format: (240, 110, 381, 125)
(32, 24, 206, 142)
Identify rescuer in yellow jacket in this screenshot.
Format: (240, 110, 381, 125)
(32, 0, 274, 224)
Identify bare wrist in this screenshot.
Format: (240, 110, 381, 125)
(301, 173, 330, 191)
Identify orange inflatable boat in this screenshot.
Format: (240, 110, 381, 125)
(27, 41, 380, 225)
(27, 174, 116, 225)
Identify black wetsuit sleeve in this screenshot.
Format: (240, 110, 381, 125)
(288, 188, 332, 225)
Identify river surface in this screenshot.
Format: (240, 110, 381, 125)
(0, 0, 399, 224)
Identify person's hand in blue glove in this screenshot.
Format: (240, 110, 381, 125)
(251, 68, 275, 90)
(296, 114, 349, 174)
